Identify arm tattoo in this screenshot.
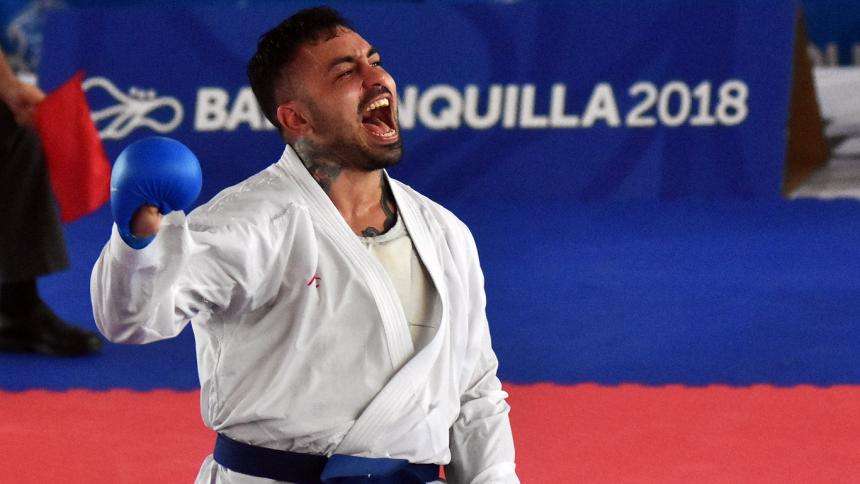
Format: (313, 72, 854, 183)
(361, 173, 398, 237)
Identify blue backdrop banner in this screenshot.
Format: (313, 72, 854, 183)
(803, 0, 860, 65)
(40, 1, 797, 204)
(26, 1, 860, 390)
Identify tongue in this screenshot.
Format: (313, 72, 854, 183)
(362, 117, 389, 135)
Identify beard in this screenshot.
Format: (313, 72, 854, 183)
(304, 101, 403, 172)
(325, 132, 402, 172)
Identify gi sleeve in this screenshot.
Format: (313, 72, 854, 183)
(90, 208, 298, 344)
(447, 228, 519, 484)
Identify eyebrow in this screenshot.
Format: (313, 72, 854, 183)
(327, 47, 380, 71)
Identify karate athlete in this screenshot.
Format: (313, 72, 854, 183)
(91, 6, 517, 484)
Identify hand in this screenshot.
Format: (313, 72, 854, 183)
(131, 205, 163, 238)
(2, 81, 45, 126)
(111, 137, 202, 249)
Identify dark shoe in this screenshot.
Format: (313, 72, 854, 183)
(0, 303, 102, 357)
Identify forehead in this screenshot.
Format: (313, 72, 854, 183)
(295, 27, 373, 72)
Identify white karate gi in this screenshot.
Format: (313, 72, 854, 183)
(359, 214, 438, 351)
(91, 145, 518, 484)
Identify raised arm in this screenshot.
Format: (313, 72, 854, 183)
(90, 138, 295, 343)
(90, 209, 295, 344)
(91, 211, 209, 343)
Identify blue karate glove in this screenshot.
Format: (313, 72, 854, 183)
(110, 136, 202, 249)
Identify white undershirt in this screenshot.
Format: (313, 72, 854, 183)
(359, 214, 439, 352)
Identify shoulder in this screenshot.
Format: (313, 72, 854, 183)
(188, 163, 309, 230)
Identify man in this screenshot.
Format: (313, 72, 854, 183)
(91, 7, 517, 483)
(0, 42, 101, 356)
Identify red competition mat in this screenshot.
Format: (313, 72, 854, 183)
(2, 383, 858, 483)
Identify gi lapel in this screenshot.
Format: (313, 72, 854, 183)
(332, 180, 451, 455)
(277, 145, 414, 368)
(276, 145, 450, 455)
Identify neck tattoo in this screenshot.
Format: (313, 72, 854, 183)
(295, 139, 342, 194)
(294, 142, 397, 237)
(361, 173, 398, 237)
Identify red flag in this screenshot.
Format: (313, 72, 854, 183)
(34, 71, 111, 223)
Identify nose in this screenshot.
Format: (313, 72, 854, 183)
(360, 61, 388, 89)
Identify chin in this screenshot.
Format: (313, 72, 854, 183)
(360, 140, 403, 171)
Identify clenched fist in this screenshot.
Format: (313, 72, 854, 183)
(131, 205, 163, 238)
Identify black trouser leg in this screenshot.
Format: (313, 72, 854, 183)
(0, 103, 99, 356)
(0, 279, 40, 317)
(0, 101, 69, 282)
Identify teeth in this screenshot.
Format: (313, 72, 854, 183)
(370, 127, 397, 138)
(365, 98, 390, 112)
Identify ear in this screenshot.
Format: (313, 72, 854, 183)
(277, 101, 312, 139)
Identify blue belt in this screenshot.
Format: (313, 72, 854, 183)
(214, 433, 442, 483)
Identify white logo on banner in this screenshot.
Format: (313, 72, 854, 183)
(80, 78, 751, 137)
(83, 77, 184, 140)
(190, 81, 748, 133)
(194, 87, 276, 132)
(397, 81, 749, 130)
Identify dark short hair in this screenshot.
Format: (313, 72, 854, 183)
(247, 6, 352, 130)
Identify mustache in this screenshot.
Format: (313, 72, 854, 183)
(358, 86, 393, 113)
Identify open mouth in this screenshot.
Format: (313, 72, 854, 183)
(361, 97, 398, 142)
